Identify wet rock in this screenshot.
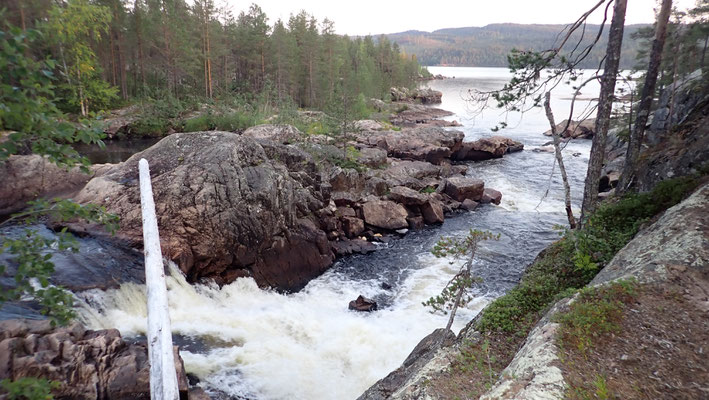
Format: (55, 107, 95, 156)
(73, 132, 333, 292)
(462, 199, 479, 211)
(0, 155, 93, 216)
(421, 200, 445, 224)
(0, 319, 188, 399)
(362, 200, 409, 230)
(342, 217, 365, 238)
(387, 186, 428, 206)
(481, 188, 502, 205)
(349, 295, 378, 312)
(543, 119, 595, 139)
(332, 238, 377, 256)
(444, 177, 485, 202)
(242, 124, 303, 144)
(407, 216, 425, 230)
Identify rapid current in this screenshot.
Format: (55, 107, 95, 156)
(71, 67, 600, 399)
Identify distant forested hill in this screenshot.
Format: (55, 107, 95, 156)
(385, 23, 649, 69)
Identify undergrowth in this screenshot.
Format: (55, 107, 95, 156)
(554, 280, 637, 356)
(477, 173, 704, 336)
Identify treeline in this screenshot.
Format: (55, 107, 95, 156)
(386, 23, 648, 69)
(4, 0, 426, 115)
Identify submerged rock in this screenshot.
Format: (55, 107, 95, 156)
(348, 295, 378, 312)
(481, 188, 502, 205)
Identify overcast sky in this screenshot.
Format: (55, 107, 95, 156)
(220, 0, 697, 35)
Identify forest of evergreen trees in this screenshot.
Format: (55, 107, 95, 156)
(3, 0, 427, 117)
(386, 23, 649, 68)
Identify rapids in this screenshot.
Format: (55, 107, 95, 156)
(74, 67, 602, 399)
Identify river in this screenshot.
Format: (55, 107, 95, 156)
(73, 67, 599, 399)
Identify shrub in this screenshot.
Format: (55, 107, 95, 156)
(478, 174, 704, 335)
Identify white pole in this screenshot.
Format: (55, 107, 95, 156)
(139, 158, 179, 400)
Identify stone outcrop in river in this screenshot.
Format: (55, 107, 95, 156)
(542, 118, 596, 139)
(74, 131, 333, 291)
(0, 319, 189, 399)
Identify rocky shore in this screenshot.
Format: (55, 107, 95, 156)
(0, 90, 526, 399)
(1, 91, 523, 293)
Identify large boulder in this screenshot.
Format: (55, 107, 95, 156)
(362, 200, 409, 230)
(542, 119, 595, 139)
(481, 188, 502, 205)
(372, 160, 445, 191)
(387, 186, 428, 206)
(0, 155, 93, 216)
(411, 88, 443, 104)
(348, 295, 378, 312)
(242, 124, 303, 144)
(356, 127, 464, 165)
(74, 131, 333, 292)
(421, 200, 444, 224)
(100, 105, 141, 138)
(0, 319, 188, 399)
(452, 136, 524, 161)
(444, 177, 485, 202)
(389, 103, 455, 127)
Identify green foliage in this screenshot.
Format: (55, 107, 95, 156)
(45, 0, 116, 115)
(420, 186, 436, 194)
(0, 199, 119, 326)
(0, 21, 119, 330)
(1, 377, 59, 400)
(424, 230, 499, 316)
(182, 111, 258, 133)
(455, 339, 498, 388)
(478, 174, 703, 335)
(0, 25, 106, 172)
(388, 24, 645, 68)
(554, 280, 637, 355)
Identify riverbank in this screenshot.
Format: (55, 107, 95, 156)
(357, 85, 709, 400)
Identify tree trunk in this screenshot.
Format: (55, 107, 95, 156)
(581, 0, 628, 222)
(701, 36, 708, 68)
(618, 0, 672, 193)
(544, 92, 576, 229)
(445, 279, 465, 331)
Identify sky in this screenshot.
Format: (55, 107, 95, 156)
(221, 0, 698, 36)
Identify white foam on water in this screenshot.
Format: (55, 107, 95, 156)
(77, 260, 489, 400)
